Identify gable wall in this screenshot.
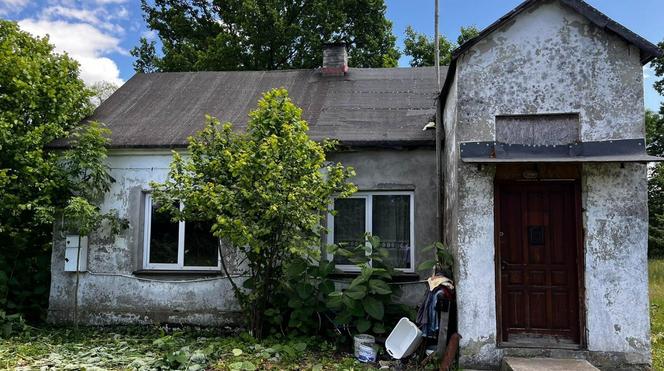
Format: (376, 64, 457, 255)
(447, 0, 650, 368)
(456, 0, 644, 144)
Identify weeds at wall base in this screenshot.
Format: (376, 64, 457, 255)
(0, 325, 382, 370)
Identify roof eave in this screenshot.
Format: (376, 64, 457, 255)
(98, 140, 436, 151)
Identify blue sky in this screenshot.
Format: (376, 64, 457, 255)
(2, 0, 662, 110)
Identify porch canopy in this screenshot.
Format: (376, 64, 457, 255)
(460, 139, 664, 163)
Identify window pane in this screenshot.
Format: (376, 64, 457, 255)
(149, 202, 179, 264)
(333, 198, 366, 265)
(184, 221, 219, 267)
(372, 195, 411, 269)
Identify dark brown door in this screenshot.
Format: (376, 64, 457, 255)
(497, 182, 581, 345)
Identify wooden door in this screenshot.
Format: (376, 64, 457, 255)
(497, 182, 581, 345)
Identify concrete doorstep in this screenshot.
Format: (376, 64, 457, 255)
(501, 357, 600, 371)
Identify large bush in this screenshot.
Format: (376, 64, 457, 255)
(0, 20, 116, 320)
(152, 88, 356, 338)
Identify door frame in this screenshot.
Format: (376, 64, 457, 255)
(494, 179, 586, 349)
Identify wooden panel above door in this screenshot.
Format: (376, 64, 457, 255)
(495, 164, 580, 181)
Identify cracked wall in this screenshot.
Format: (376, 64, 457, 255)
(444, 0, 649, 368)
(49, 148, 439, 324)
(48, 152, 244, 325)
(582, 163, 650, 364)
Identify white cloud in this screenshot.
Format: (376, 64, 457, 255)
(76, 56, 122, 86)
(94, 0, 127, 3)
(0, 0, 29, 15)
(17, 19, 124, 86)
(41, 5, 124, 33)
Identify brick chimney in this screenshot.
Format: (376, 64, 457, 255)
(322, 43, 348, 76)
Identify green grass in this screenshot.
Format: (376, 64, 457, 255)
(0, 326, 377, 370)
(650, 259, 664, 370)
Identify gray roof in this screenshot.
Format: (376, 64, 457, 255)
(85, 67, 441, 148)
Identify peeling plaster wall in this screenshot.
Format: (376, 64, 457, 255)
(446, 0, 649, 368)
(582, 163, 650, 364)
(456, 0, 644, 143)
(328, 148, 438, 304)
(443, 73, 505, 366)
(48, 152, 244, 325)
(49, 148, 439, 324)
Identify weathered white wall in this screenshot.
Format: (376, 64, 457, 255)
(456, 0, 644, 144)
(443, 72, 504, 366)
(445, 0, 650, 368)
(48, 151, 244, 325)
(327, 148, 439, 267)
(583, 163, 650, 364)
(328, 149, 439, 305)
(49, 148, 439, 324)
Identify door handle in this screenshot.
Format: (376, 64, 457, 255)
(501, 259, 508, 270)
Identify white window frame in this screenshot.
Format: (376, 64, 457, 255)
(143, 193, 221, 271)
(327, 191, 415, 273)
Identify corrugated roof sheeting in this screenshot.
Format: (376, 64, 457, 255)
(83, 67, 442, 148)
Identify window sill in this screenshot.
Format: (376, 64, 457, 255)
(133, 269, 224, 276)
(329, 271, 420, 282)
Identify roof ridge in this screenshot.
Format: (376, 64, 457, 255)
(134, 65, 443, 77)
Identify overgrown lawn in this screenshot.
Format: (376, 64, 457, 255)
(0, 326, 375, 370)
(651, 259, 664, 369)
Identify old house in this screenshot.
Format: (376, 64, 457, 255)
(49, 0, 662, 369)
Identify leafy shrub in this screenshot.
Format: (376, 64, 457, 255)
(268, 257, 337, 336)
(326, 235, 411, 336)
(0, 310, 29, 338)
(417, 241, 454, 275)
(0, 248, 51, 322)
(0, 21, 122, 322)
(270, 235, 412, 340)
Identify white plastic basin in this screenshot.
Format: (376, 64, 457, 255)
(385, 317, 423, 359)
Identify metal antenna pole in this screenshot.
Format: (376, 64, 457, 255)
(435, 0, 440, 88)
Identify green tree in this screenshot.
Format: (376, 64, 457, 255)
(403, 25, 480, 67)
(0, 20, 119, 320)
(654, 41, 664, 97)
(457, 25, 480, 45)
(648, 41, 664, 257)
(131, 0, 400, 72)
(403, 26, 453, 67)
(647, 109, 664, 257)
(151, 88, 355, 338)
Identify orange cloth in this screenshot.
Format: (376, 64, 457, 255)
(427, 275, 454, 291)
